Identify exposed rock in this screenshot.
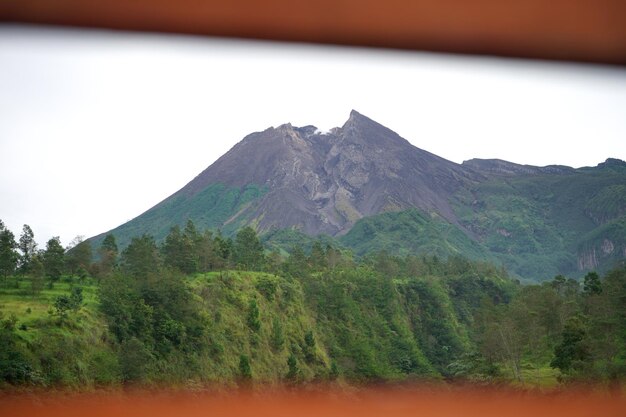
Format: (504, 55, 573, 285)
(497, 229, 512, 237)
(171, 110, 481, 236)
(578, 248, 599, 270)
(601, 239, 614, 255)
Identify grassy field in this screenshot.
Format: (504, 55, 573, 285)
(0, 278, 100, 332)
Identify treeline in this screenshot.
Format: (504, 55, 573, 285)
(0, 219, 271, 290)
(0, 218, 625, 388)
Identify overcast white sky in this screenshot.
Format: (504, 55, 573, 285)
(1, 25, 625, 247)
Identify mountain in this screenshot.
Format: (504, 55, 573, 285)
(91, 111, 626, 281)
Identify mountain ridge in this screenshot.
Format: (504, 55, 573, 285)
(91, 111, 626, 281)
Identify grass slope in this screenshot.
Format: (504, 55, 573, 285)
(0, 266, 517, 388)
(91, 184, 267, 250)
(339, 209, 489, 260)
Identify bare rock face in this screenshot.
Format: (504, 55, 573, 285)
(174, 110, 481, 235)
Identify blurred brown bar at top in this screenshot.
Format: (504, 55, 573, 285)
(1, 0, 625, 65)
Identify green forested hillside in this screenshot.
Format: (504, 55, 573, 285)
(87, 160, 626, 283)
(338, 209, 489, 260)
(1, 220, 625, 389)
(453, 162, 626, 280)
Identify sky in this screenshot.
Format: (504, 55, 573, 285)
(1, 25, 625, 247)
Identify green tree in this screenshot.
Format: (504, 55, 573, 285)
(213, 231, 233, 269)
(326, 244, 342, 270)
(477, 301, 525, 381)
(43, 237, 65, 284)
(162, 221, 199, 274)
(286, 353, 299, 382)
(98, 273, 154, 344)
(17, 224, 37, 274)
(197, 230, 219, 272)
(303, 330, 316, 363)
(247, 299, 261, 332)
(233, 227, 265, 271)
(265, 250, 283, 274)
(69, 286, 83, 310)
(65, 236, 92, 277)
(102, 233, 118, 254)
(162, 225, 184, 271)
(52, 287, 83, 322)
(181, 219, 201, 273)
(309, 241, 326, 270)
(373, 250, 399, 278)
(119, 337, 153, 382)
(551, 274, 579, 298)
(29, 254, 45, 294)
(52, 295, 72, 321)
(121, 234, 161, 278)
(550, 316, 589, 374)
(283, 245, 309, 277)
(329, 360, 340, 380)
(583, 271, 602, 296)
(270, 317, 285, 351)
(98, 234, 118, 277)
(238, 354, 252, 382)
(0, 223, 18, 283)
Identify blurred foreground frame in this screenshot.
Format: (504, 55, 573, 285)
(1, 0, 626, 66)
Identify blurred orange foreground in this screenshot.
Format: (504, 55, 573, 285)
(1, 387, 625, 417)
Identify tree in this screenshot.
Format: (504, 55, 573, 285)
(181, 219, 200, 274)
(119, 337, 153, 382)
(102, 234, 118, 254)
(29, 255, 45, 294)
(550, 316, 589, 374)
(197, 230, 219, 272)
(303, 330, 317, 363)
(286, 353, 299, 382)
(265, 250, 283, 275)
(162, 222, 198, 274)
(476, 301, 525, 382)
(43, 237, 65, 284)
(213, 231, 233, 269)
(98, 234, 118, 277)
(52, 287, 83, 321)
(247, 299, 261, 332)
(270, 317, 285, 351)
(238, 354, 252, 382)
(329, 360, 340, 380)
(551, 275, 580, 298)
(233, 227, 265, 271)
(583, 271, 602, 296)
(162, 225, 184, 271)
(325, 245, 344, 270)
(98, 273, 154, 344)
(121, 234, 161, 278)
(283, 245, 309, 277)
(0, 224, 18, 282)
(69, 286, 83, 310)
(65, 236, 92, 276)
(17, 224, 37, 274)
(52, 295, 72, 321)
(309, 241, 326, 270)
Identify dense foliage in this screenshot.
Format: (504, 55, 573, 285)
(0, 219, 625, 389)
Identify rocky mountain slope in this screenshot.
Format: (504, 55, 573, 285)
(172, 110, 480, 236)
(91, 111, 626, 281)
